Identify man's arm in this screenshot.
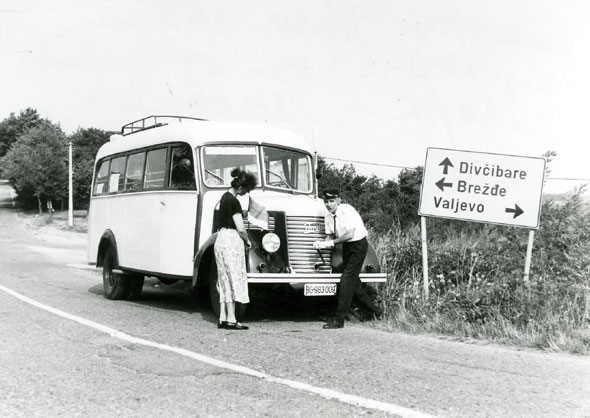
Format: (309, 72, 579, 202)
(331, 228, 354, 244)
(315, 227, 353, 249)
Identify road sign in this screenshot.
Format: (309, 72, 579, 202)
(419, 147, 546, 228)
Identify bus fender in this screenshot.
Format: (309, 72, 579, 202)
(192, 233, 218, 287)
(97, 230, 119, 268)
(331, 240, 381, 274)
(362, 241, 382, 274)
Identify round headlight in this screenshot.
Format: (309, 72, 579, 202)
(262, 232, 281, 253)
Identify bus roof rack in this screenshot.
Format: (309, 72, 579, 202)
(121, 115, 207, 136)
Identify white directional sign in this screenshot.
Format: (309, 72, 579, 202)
(419, 148, 546, 228)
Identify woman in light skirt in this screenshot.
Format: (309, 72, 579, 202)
(214, 167, 257, 330)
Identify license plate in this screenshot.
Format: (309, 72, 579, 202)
(304, 283, 337, 296)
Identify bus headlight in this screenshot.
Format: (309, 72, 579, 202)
(262, 233, 281, 253)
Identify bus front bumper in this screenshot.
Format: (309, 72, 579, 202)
(246, 272, 387, 284)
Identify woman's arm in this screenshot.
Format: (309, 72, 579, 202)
(232, 213, 252, 248)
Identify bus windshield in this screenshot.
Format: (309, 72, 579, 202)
(202, 145, 261, 187)
(201, 144, 313, 193)
(263, 146, 312, 193)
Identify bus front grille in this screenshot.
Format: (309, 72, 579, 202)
(243, 216, 276, 231)
(286, 216, 332, 273)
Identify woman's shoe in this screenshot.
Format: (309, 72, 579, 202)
(218, 321, 228, 329)
(225, 322, 249, 330)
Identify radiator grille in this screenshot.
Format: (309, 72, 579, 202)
(243, 216, 275, 231)
(286, 216, 332, 273)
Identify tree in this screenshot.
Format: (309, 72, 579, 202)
(397, 167, 423, 228)
(0, 121, 68, 218)
(68, 127, 113, 208)
(317, 156, 423, 234)
(0, 108, 46, 160)
(542, 150, 557, 185)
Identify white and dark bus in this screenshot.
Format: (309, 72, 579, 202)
(87, 115, 386, 312)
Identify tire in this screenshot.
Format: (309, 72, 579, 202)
(127, 275, 145, 300)
(102, 246, 130, 300)
(208, 260, 221, 317)
(208, 257, 247, 321)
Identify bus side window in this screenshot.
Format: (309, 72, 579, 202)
(94, 159, 110, 195)
(144, 148, 167, 189)
(125, 152, 145, 192)
(170, 145, 196, 190)
(109, 156, 126, 193)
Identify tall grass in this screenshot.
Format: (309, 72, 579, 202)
(372, 187, 590, 354)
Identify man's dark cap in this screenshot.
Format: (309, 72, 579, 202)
(321, 189, 340, 199)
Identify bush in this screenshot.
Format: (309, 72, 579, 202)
(376, 187, 590, 353)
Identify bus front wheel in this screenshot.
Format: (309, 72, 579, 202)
(102, 247, 130, 300)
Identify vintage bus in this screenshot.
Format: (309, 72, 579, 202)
(87, 115, 386, 313)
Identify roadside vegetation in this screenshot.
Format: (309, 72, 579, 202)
(320, 161, 590, 354)
(2, 108, 589, 353)
(0, 108, 113, 214)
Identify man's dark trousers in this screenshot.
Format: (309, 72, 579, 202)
(334, 237, 380, 323)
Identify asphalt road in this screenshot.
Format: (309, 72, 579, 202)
(0, 183, 589, 418)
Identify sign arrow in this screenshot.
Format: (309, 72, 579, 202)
(435, 177, 453, 192)
(505, 204, 524, 218)
(439, 157, 454, 174)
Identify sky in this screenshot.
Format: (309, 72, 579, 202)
(1, 0, 589, 194)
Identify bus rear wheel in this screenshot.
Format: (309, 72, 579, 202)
(102, 247, 130, 300)
(208, 259, 247, 322)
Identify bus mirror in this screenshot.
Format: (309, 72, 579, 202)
(315, 170, 322, 180)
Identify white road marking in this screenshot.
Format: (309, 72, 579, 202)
(66, 263, 97, 270)
(0, 283, 441, 418)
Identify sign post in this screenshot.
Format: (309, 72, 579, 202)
(68, 141, 73, 227)
(420, 216, 429, 299)
(418, 148, 546, 296)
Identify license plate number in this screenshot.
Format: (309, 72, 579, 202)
(304, 283, 337, 296)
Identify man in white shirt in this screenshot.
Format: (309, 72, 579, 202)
(313, 189, 383, 329)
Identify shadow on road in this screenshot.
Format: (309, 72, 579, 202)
(88, 282, 201, 314)
(88, 279, 336, 325)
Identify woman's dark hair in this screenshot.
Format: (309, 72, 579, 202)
(230, 167, 257, 191)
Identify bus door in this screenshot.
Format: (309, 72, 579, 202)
(122, 148, 166, 272)
(158, 144, 199, 276)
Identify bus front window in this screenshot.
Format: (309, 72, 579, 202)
(202, 145, 261, 187)
(262, 146, 312, 193)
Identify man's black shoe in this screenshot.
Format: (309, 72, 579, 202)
(226, 322, 249, 330)
(323, 321, 344, 329)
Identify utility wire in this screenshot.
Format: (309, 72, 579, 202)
(547, 177, 590, 181)
(322, 156, 590, 182)
(322, 157, 412, 170)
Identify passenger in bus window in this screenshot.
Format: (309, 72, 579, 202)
(170, 146, 196, 190)
(214, 167, 257, 330)
(313, 189, 383, 329)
